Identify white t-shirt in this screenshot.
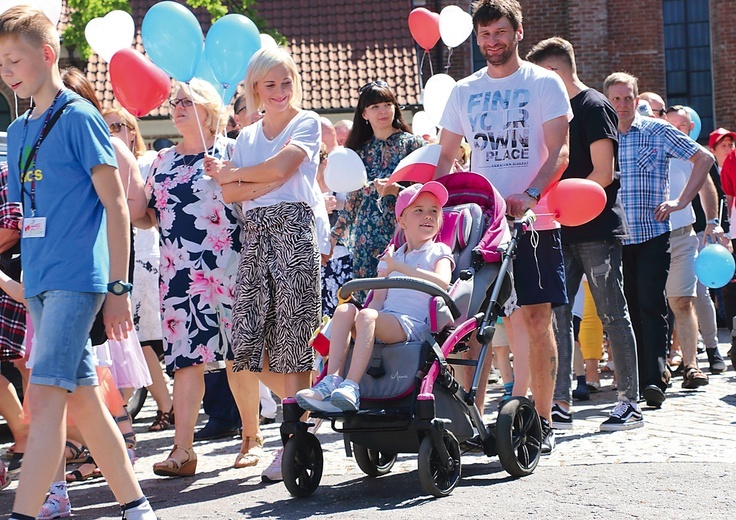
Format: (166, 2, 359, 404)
(668, 158, 696, 230)
(440, 62, 572, 229)
(135, 150, 161, 260)
(232, 110, 323, 213)
(381, 241, 455, 323)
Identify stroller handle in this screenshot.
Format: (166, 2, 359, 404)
(338, 277, 462, 320)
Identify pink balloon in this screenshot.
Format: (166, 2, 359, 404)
(546, 178, 607, 226)
(109, 49, 171, 117)
(408, 8, 441, 51)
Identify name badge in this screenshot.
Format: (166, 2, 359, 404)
(22, 217, 46, 238)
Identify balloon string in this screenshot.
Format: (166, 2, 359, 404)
(212, 83, 228, 144)
(445, 47, 453, 74)
(186, 82, 210, 155)
(428, 50, 434, 76)
(418, 50, 427, 91)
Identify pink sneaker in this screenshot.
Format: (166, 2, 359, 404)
(0, 461, 10, 491)
(37, 494, 71, 519)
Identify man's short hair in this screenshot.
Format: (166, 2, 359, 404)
(603, 72, 639, 97)
(471, 0, 523, 32)
(525, 37, 576, 73)
(0, 5, 60, 58)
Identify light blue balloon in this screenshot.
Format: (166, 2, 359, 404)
(205, 14, 261, 87)
(684, 106, 702, 141)
(695, 244, 735, 288)
(142, 1, 203, 82)
(194, 53, 239, 105)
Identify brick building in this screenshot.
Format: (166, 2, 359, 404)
(0, 1, 733, 142)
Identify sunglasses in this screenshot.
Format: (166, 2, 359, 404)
(108, 122, 131, 134)
(654, 107, 666, 117)
(169, 98, 194, 109)
(359, 80, 389, 94)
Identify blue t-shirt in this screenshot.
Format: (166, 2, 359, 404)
(6, 89, 117, 298)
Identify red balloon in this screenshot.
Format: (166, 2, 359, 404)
(109, 49, 171, 117)
(546, 178, 607, 226)
(408, 8, 441, 51)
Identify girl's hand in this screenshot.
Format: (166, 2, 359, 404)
(378, 244, 396, 276)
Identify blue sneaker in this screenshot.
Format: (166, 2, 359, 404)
(296, 374, 343, 412)
(330, 380, 360, 412)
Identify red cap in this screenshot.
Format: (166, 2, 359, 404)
(708, 128, 736, 149)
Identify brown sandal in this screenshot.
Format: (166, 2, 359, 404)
(233, 435, 264, 468)
(682, 366, 709, 389)
(153, 445, 197, 477)
(148, 406, 174, 432)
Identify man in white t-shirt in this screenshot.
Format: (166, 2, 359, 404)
(435, 0, 571, 455)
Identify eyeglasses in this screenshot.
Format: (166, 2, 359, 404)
(653, 107, 667, 117)
(235, 105, 247, 115)
(169, 98, 194, 109)
(359, 80, 389, 94)
(108, 122, 131, 134)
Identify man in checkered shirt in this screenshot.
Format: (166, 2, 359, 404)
(604, 72, 714, 408)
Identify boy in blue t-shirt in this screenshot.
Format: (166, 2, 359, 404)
(0, 6, 155, 520)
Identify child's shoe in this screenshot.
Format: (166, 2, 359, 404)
(330, 380, 360, 412)
(0, 461, 10, 491)
(296, 374, 343, 412)
(37, 494, 71, 519)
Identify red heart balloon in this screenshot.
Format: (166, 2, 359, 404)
(109, 49, 171, 117)
(408, 8, 441, 51)
(546, 178, 607, 226)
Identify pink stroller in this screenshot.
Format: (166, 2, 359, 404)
(280, 172, 542, 498)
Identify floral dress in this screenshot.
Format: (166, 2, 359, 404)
(330, 131, 424, 283)
(147, 137, 241, 373)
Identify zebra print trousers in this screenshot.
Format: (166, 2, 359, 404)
(232, 202, 320, 373)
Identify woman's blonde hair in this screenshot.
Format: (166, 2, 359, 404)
(175, 78, 228, 135)
(244, 47, 302, 116)
(102, 106, 146, 158)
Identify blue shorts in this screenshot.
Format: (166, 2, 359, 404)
(513, 229, 567, 308)
(27, 291, 105, 392)
(381, 311, 430, 342)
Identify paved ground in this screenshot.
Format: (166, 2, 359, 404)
(1, 338, 735, 519)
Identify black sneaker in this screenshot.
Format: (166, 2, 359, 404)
(706, 348, 726, 374)
(551, 403, 573, 430)
(540, 417, 555, 455)
(642, 385, 666, 408)
(600, 400, 644, 431)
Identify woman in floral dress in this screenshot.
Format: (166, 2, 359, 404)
(137, 79, 242, 477)
(330, 81, 424, 288)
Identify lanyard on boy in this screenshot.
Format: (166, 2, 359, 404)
(18, 89, 62, 218)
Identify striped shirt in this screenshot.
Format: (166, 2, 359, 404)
(618, 114, 699, 245)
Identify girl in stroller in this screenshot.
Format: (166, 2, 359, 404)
(297, 182, 454, 412)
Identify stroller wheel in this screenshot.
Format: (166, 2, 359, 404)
(495, 397, 541, 477)
(353, 444, 397, 477)
(417, 430, 461, 498)
(282, 433, 323, 498)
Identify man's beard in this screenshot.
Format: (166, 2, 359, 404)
(481, 38, 517, 67)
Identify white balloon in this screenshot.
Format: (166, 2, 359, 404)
(84, 10, 135, 63)
(260, 33, 278, 50)
(324, 147, 367, 193)
(439, 5, 473, 48)
(423, 73, 457, 126)
(0, 0, 61, 26)
(412, 111, 437, 140)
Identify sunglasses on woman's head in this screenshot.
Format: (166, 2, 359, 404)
(169, 98, 194, 109)
(108, 122, 130, 134)
(359, 80, 389, 94)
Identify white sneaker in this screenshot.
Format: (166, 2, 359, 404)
(296, 375, 343, 412)
(261, 448, 284, 483)
(330, 380, 360, 412)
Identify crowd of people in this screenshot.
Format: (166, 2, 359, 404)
(0, 1, 733, 519)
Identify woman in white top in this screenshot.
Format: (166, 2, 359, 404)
(205, 47, 322, 480)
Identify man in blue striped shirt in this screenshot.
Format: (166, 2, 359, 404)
(603, 72, 714, 408)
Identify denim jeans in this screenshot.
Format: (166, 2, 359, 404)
(203, 369, 240, 428)
(553, 239, 639, 404)
(622, 233, 670, 392)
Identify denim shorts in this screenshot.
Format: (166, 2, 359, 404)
(513, 228, 567, 308)
(381, 311, 430, 342)
(26, 290, 105, 392)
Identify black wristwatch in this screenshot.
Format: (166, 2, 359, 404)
(108, 280, 133, 295)
(524, 187, 541, 202)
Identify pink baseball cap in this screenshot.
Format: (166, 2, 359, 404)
(709, 128, 736, 149)
(395, 181, 449, 217)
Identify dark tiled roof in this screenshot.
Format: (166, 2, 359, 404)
(68, 0, 422, 118)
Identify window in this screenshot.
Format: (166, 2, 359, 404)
(663, 0, 713, 140)
(0, 94, 10, 132)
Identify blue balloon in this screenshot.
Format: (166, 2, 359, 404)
(142, 1, 203, 82)
(684, 106, 702, 141)
(205, 14, 261, 87)
(194, 52, 239, 105)
(695, 244, 735, 288)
